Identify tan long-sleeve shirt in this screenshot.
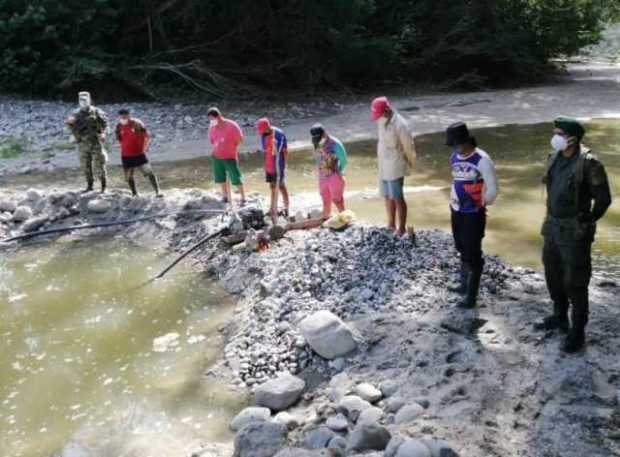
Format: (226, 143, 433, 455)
(377, 112, 416, 181)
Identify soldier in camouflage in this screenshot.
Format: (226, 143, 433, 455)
(535, 117, 612, 353)
(65, 91, 109, 192)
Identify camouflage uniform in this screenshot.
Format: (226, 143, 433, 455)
(69, 106, 109, 186)
(540, 146, 612, 350)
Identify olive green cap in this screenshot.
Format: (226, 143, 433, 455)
(554, 116, 585, 140)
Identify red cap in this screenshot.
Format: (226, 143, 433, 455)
(371, 96, 390, 121)
(255, 117, 271, 135)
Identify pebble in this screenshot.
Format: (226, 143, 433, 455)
(394, 403, 425, 425)
(355, 383, 383, 403)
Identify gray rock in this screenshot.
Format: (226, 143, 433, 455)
(0, 200, 16, 212)
(298, 310, 357, 360)
(21, 215, 48, 232)
(337, 395, 373, 422)
(274, 448, 331, 457)
(421, 439, 460, 457)
(348, 421, 391, 452)
(326, 413, 349, 431)
(327, 436, 347, 456)
(255, 372, 305, 411)
(356, 383, 382, 403)
(386, 397, 406, 413)
(230, 406, 271, 432)
(233, 421, 287, 457)
(61, 442, 90, 457)
(385, 436, 406, 457)
(394, 403, 425, 425)
(379, 380, 399, 398)
(87, 199, 111, 213)
(395, 439, 432, 457)
(300, 426, 335, 449)
(273, 411, 300, 430)
(12, 205, 32, 222)
(413, 397, 430, 409)
(357, 406, 383, 425)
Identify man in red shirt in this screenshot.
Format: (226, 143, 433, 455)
(207, 107, 245, 205)
(115, 109, 161, 197)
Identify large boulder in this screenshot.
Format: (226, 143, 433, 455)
(87, 199, 112, 213)
(348, 421, 391, 452)
(298, 311, 357, 360)
(395, 439, 432, 457)
(274, 448, 331, 457)
(230, 406, 271, 432)
(0, 200, 16, 213)
(12, 205, 32, 222)
(255, 373, 305, 411)
(21, 216, 48, 232)
(394, 403, 425, 425)
(337, 395, 372, 422)
(233, 422, 287, 457)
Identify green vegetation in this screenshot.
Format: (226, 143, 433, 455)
(0, 0, 618, 98)
(0, 137, 24, 158)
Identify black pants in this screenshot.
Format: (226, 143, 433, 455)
(451, 209, 486, 269)
(542, 237, 591, 331)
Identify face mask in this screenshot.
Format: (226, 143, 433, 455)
(209, 119, 219, 127)
(551, 134, 568, 152)
(79, 99, 90, 109)
(119, 118, 129, 125)
(319, 137, 327, 147)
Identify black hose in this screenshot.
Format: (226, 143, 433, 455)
(0, 209, 225, 244)
(145, 226, 228, 284)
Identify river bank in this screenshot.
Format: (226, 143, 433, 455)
(2, 62, 620, 177)
(1, 188, 619, 457)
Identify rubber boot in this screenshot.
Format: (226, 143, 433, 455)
(82, 180, 94, 193)
(148, 173, 162, 197)
(458, 264, 482, 309)
(534, 311, 569, 333)
(128, 177, 138, 196)
(449, 262, 468, 294)
(563, 288, 588, 353)
(100, 177, 107, 194)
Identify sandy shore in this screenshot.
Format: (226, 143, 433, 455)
(1, 62, 620, 177)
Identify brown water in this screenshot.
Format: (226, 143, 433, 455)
(0, 237, 244, 457)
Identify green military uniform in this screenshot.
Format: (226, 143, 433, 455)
(540, 117, 612, 352)
(69, 105, 108, 190)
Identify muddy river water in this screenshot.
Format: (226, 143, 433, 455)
(1, 120, 618, 456)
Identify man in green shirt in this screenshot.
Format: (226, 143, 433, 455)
(535, 117, 612, 353)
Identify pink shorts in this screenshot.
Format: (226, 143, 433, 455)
(319, 174, 345, 204)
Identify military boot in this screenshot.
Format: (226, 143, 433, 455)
(100, 177, 107, 193)
(534, 313, 569, 332)
(82, 180, 94, 193)
(457, 264, 482, 309)
(448, 262, 468, 294)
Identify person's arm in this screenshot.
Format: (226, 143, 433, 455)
(115, 123, 122, 143)
(143, 130, 151, 153)
(398, 121, 416, 168)
(587, 158, 612, 222)
(479, 156, 498, 206)
(335, 142, 348, 174)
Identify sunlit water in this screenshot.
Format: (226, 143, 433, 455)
(0, 237, 244, 457)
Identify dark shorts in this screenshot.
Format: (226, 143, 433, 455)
(122, 154, 149, 170)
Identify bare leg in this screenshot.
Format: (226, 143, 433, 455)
(395, 198, 408, 236)
(220, 182, 229, 202)
(333, 199, 345, 213)
(322, 199, 332, 219)
(279, 184, 290, 215)
(126, 168, 138, 196)
(269, 182, 278, 222)
(237, 185, 246, 205)
(385, 198, 396, 231)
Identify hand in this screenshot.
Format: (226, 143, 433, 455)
(65, 116, 75, 125)
(98, 133, 106, 142)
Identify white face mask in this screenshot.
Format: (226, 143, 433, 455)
(209, 118, 219, 127)
(119, 118, 129, 125)
(551, 134, 568, 152)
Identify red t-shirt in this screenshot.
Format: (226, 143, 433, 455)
(116, 119, 149, 158)
(208, 118, 243, 160)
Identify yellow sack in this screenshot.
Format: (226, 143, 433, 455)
(323, 210, 356, 231)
